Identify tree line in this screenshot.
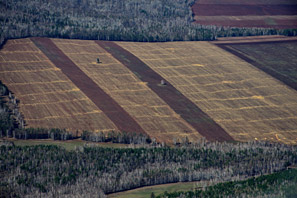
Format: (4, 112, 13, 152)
(1, 0, 297, 47)
(1, 81, 152, 143)
(82, 130, 152, 145)
(1, 139, 296, 197)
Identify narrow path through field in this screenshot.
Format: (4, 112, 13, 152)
(96, 41, 234, 142)
(31, 38, 146, 134)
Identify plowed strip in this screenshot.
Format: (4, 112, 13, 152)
(96, 41, 234, 142)
(216, 41, 297, 91)
(192, 4, 297, 16)
(31, 38, 146, 134)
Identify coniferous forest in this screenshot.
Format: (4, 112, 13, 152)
(1, 0, 297, 47)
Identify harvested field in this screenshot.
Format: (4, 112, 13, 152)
(192, 0, 297, 28)
(192, 5, 297, 16)
(216, 40, 297, 91)
(31, 37, 145, 135)
(0, 38, 117, 133)
(52, 39, 202, 143)
(211, 35, 297, 44)
(96, 41, 232, 142)
(117, 41, 297, 144)
(2, 37, 297, 144)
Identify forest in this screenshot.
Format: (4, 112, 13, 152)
(1, 0, 297, 47)
(156, 169, 297, 198)
(1, 139, 297, 197)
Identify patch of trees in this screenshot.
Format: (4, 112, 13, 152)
(1, 0, 297, 47)
(0, 81, 23, 137)
(156, 169, 297, 198)
(1, 140, 296, 197)
(82, 130, 152, 144)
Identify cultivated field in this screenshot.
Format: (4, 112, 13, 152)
(52, 39, 201, 143)
(218, 41, 297, 91)
(0, 38, 117, 133)
(192, 0, 297, 28)
(117, 41, 297, 144)
(1, 37, 297, 144)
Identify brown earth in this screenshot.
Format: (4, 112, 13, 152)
(96, 41, 234, 142)
(192, 4, 297, 16)
(52, 39, 202, 143)
(196, 0, 297, 5)
(116, 41, 297, 144)
(30, 38, 146, 135)
(194, 16, 297, 29)
(192, 1, 297, 28)
(212, 35, 297, 44)
(0, 39, 117, 132)
(215, 39, 297, 91)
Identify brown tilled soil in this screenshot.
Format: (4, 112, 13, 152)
(96, 41, 234, 142)
(216, 40, 297, 91)
(192, 4, 297, 16)
(192, 3, 297, 28)
(194, 18, 297, 29)
(31, 37, 146, 135)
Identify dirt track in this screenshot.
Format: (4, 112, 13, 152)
(96, 41, 234, 142)
(31, 38, 146, 135)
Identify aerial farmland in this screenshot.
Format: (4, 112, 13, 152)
(1, 36, 297, 144)
(192, 0, 297, 28)
(1, 1, 297, 197)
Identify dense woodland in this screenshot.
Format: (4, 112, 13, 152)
(0, 81, 18, 137)
(1, 0, 297, 47)
(1, 140, 297, 197)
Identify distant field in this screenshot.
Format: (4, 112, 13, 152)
(10, 139, 129, 150)
(108, 182, 198, 198)
(192, 0, 297, 28)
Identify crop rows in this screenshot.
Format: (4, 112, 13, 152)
(0, 38, 117, 133)
(117, 41, 297, 144)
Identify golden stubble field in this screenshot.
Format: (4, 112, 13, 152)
(117, 41, 297, 144)
(0, 38, 117, 133)
(52, 39, 201, 143)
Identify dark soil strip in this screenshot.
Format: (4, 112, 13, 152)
(192, 4, 297, 16)
(31, 37, 146, 135)
(194, 19, 297, 29)
(216, 42, 297, 91)
(96, 41, 234, 142)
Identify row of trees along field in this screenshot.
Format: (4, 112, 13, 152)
(1, 0, 297, 47)
(0, 81, 24, 136)
(156, 169, 297, 198)
(1, 139, 296, 197)
(1, 81, 152, 143)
